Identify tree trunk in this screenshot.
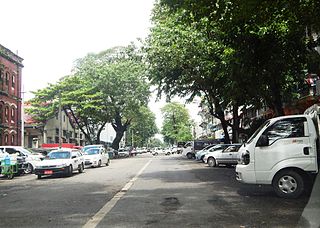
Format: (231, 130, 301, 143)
(111, 111, 131, 150)
(269, 74, 284, 117)
(232, 103, 240, 143)
(214, 101, 231, 144)
(112, 131, 124, 150)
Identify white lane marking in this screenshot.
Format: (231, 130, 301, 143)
(82, 159, 152, 228)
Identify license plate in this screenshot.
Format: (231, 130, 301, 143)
(44, 170, 53, 175)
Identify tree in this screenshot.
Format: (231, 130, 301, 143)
(126, 106, 158, 148)
(161, 102, 193, 144)
(28, 44, 151, 149)
(157, 0, 320, 116)
(145, 4, 237, 143)
(146, 1, 320, 142)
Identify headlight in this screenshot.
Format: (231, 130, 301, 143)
(240, 150, 250, 165)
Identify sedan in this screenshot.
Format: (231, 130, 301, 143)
(83, 148, 110, 167)
(34, 149, 84, 179)
(203, 144, 242, 167)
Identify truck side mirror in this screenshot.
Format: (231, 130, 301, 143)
(256, 135, 269, 147)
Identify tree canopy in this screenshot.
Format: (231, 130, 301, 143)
(146, 0, 320, 142)
(161, 102, 193, 144)
(28, 45, 151, 149)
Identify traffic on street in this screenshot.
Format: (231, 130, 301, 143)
(0, 152, 318, 227)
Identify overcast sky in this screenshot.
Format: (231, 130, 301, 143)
(1, 0, 200, 129)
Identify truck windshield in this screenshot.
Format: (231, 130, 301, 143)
(246, 120, 271, 144)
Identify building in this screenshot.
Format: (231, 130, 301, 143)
(24, 106, 85, 148)
(0, 44, 24, 146)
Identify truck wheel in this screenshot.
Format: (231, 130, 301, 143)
(272, 170, 304, 199)
(208, 157, 216, 167)
(187, 153, 193, 159)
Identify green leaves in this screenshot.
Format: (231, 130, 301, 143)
(28, 44, 152, 146)
(161, 102, 193, 144)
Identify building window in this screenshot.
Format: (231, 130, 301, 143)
(5, 72, 9, 86)
(12, 74, 15, 88)
(5, 134, 8, 145)
(63, 130, 67, 137)
(11, 108, 15, 122)
(11, 135, 15, 145)
(55, 128, 59, 135)
(63, 115, 66, 122)
(5, 106, 9, 121)
(75, 133, 78, 138)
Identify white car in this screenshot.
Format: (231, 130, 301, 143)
(0, 146, 44, 174)
(203, 144, 242, 167)
(83, 147, 110, 167)
(34, 149, 84, 179)
(117, 148, 130, 158)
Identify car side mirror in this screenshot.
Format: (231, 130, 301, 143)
(256, 135, 269, 147)
(72, 155, 77, 159)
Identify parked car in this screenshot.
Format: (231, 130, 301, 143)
(203, 144, 242, 167)
(34, 149, 84, 179)
(196, 144, 233, 162)
(83, 147, 110, 167)
(117, 148, 130, 158)
(0, 146, 44, 174)
(82, 144, 105, 153)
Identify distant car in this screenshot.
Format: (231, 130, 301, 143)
(152, 148, 168, 156)
(203, 144, 242, 167)
(0, 146, 44, 174)
(83, 147, 110, 167)
(117, 148, 130, 158)
(34, 149, 85, 179)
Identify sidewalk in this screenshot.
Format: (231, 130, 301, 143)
(298, 174, 320, 228)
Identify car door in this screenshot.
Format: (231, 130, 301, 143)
(100, 149, 107, 163)
(71, 152, 79, 170)
(219, 146, 236, 164)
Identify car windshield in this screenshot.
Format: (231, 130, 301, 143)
(246, 120, 271, 144)
(85, 148, 100, 155)
(46, 151, 71, 159)
(82, 146, 99, 152)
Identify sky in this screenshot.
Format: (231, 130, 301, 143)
(1, 0, 201, 132)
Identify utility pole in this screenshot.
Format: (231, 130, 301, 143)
(59, 91, 62, 149)
(21, 88, 25, 147)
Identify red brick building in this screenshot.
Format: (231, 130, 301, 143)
(0, 44, 24, 146)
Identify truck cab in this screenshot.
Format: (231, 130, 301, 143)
(236, 105, 320, 198)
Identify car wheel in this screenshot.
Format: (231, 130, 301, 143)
(24, 163, 34, 174)
(187, 153, 193, 159)
(78, 163, 84, 173)
(66, 165, 73, 177)
(154, 152, 158, 156)
(208, 157, 216, 167)
(272, 170, 304, 199)
(37, 174, 42, 179)
(106, 159, 110, 166)
(98, 160, 102, 167)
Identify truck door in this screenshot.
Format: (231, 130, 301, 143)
(254, 117, 316, 183)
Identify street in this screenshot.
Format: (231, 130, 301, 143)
(0, 154, 314, 228)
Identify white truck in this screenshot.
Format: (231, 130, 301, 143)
(236, 104, 320, 198)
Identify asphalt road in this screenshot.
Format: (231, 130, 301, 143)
(0, 154, 317, 228)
